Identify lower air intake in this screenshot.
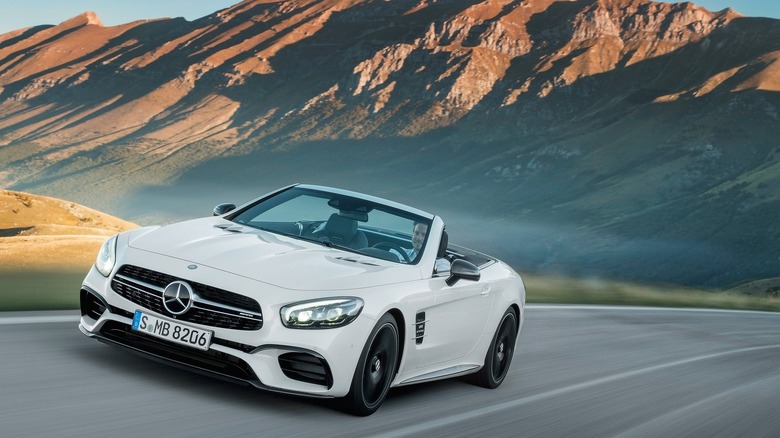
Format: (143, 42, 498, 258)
(80, 288, 107, 320)
(278, 352, 333, 388)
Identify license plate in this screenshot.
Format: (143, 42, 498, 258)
(132, 310, 212, 351)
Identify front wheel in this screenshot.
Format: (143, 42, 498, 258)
(342, 313, 399, 416)
(471, 307, 517, 389)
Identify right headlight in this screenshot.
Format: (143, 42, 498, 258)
(95, 235, 118, 277)
(280, 297, 364, 329)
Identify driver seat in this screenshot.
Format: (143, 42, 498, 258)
(318, 213, 368, 249)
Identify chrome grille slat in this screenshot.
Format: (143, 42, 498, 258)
(114, 273, 164, 293)
(112, 265, 263, 331)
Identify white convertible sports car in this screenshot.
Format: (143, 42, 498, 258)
(79, 184, 526, 415)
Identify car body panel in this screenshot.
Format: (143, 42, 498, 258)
(78, 184, 525, 404)
(128, 217, 425, 291)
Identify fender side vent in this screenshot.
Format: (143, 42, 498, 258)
(415, 312, 426, 345)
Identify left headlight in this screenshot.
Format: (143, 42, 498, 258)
(95, 235, 118, 277)
(280, 297, 364, 329)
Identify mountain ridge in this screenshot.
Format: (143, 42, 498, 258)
(0, 0, 778, 286)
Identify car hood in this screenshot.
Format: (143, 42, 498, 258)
(128, 217, 420, 290)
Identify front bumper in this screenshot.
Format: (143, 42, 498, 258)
(78, 264, 371, 398)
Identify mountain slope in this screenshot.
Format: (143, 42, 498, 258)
(0, 0, 779, 286)
(0, 190, 137, 270)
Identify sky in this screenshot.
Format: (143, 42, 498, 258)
(0, 0, 778, 35)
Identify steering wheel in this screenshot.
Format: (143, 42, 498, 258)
(371, 242, 412, 263)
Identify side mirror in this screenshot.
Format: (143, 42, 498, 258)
(212, 203, 236, 216)
(445, 259, 481, 286)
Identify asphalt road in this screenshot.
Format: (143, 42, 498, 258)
(2, 305, 779, 437)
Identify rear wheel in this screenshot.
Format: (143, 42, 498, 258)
(343, 313, 399, 416)
(471, 307, 517, 389)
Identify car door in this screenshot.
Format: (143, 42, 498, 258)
(411, 275, 495, 369)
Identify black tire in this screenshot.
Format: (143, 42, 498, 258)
(471, 307, 517, 389)
(342, 313, 399, 416)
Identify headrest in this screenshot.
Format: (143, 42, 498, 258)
(324, 213, 357, 243)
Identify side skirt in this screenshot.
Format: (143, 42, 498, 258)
(395, 364, 480, 386)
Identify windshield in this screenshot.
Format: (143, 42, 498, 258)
(231, 187, 432, 264)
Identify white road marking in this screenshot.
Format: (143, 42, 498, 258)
(613, 374, 780, 437)
(375, 343, 780, 438)
(527, 304, 780, 316)
(0, 314, 79, 325)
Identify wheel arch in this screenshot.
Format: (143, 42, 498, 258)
(386, 308, 405, 374)
(509, 303, 521, 333)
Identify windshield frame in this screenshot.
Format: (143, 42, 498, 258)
(227, 185, 435, 264)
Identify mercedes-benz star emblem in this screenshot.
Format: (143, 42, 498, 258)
(162, 281, 194, 315)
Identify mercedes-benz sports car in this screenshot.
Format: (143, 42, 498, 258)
(78, 184, 526, 415)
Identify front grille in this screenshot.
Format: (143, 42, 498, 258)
(118, 265, 261, 312)
(99, 321, 258, 383)
(112, 280, 165, 313)
(278, 352, 333, 388)
(111, 265, 263, 331)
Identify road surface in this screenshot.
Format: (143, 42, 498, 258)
(2, 305, 779, 437)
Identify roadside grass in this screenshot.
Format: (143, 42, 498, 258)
(523, 274, 780, 312)
(0, 269, 86, 311)
(2, 269, 779, 313)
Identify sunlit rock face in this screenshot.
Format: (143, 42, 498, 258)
(0, 0, 778, 286)
(0, 0, 767, 154)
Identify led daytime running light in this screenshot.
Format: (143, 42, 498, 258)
(281, 297, 363, 329)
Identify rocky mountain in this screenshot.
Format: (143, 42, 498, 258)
(0, 0, 779, 287)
